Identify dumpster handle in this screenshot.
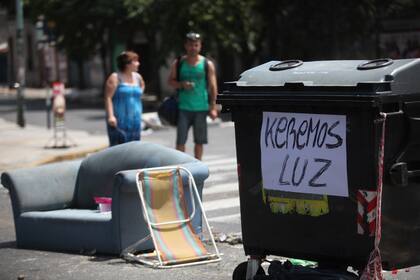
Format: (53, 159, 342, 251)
(374, 110, 402, 123)
(390, 162, 420, 187)
(269, 60, 303, 71)
(383, 110, 403, 116)
(389, 113, 420, 187)
(357, 58, 393, 70)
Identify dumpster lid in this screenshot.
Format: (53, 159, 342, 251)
(236, 58, 420, 90)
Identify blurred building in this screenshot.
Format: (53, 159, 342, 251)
(381, 19, 420, 59)
(0, 7, 169, 98)
(0, 8, 67, 87)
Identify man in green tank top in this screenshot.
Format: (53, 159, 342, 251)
(168, 32, 218, 160)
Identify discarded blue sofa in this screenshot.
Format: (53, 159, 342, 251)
(1, 142, 209, 255)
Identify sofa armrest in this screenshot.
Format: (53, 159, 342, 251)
(1, 160, 82, 215)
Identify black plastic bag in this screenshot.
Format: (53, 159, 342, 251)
(158, 95, 178, 126)
(253, 260, 359, 280)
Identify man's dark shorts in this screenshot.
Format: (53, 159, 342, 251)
(176, 109, 208, 145)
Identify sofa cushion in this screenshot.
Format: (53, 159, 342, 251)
(21, 209, 112, 221)
(18, 209, 116, 253)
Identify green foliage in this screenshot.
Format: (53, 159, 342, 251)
(27, 0, 127, 61)
(23, 0, 420, 77)
(25, 0, 268, 65)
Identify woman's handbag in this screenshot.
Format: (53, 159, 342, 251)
(158, 95, 179, 126)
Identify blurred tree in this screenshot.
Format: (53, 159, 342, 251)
(27, 0, 141, 87)
(23, 0, 420, 89)
(252, 0, 419, 60)
(124, 0, 269, 83)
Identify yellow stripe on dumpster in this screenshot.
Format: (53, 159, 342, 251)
(262, 188, 329, 217)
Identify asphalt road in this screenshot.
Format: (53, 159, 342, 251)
(0, 98, 249, 280)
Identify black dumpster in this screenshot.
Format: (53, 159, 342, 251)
(218, 59, 420, 273)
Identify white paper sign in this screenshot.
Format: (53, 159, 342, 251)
(260, 111, 348, 197)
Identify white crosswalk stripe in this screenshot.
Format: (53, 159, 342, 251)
(209, 165, 237, 174)
(201, 156, 241, 224)
(207, 158, 237, 176)
(203, 182, 238, 195)
(203, 197, 240, 212)
(208, 213, 240, 223)
(202, 154, 226, 161)
(205, 158, 237, 167)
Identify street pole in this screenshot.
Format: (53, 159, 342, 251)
(16, 0, 26, 127)
(36, 17, 51, 129)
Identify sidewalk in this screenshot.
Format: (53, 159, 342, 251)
(0, 87, 109, 172)
(0, 86, 163, 172)
(0, 118, 108, 172)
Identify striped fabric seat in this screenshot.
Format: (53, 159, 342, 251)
(125, 166, 220, 268)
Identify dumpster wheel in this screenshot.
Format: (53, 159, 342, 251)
(232, 260, 265, 280)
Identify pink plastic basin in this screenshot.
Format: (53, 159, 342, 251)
(94, 197, 112, 212)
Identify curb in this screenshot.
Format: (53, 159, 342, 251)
(17, 144, 108, 169)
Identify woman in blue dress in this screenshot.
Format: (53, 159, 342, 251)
(104, 51, 145, 146)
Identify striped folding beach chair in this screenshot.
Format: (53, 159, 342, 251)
(123, 166, 221, 268)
